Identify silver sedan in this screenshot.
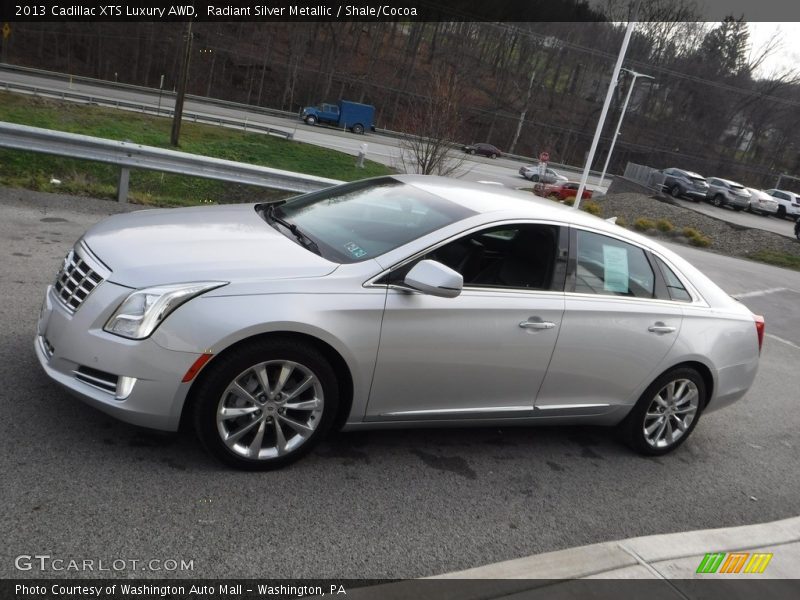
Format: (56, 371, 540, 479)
(35, 176, 763, 470)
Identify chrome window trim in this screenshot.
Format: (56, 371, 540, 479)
(363, 218, 566, 291)
(568, 224, 708, 308)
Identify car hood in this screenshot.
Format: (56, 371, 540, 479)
(82, 204, 338, 288)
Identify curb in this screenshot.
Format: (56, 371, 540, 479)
(432, 516, 800, 579)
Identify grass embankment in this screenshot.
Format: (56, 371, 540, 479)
(0, 92, 394, 207)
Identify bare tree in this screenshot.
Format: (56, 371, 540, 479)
(395, 70, 468, 177)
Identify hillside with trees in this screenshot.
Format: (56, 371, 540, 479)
(2, 12, 798, 187)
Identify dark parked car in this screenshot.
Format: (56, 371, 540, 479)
(462, 143, 502, 159)
(661, 168, 709, 201)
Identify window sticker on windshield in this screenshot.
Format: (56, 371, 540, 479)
(344, 242, 367, 258)
(603, 245, 628, 293)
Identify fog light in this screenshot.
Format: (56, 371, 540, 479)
(116, 376, 137, 400)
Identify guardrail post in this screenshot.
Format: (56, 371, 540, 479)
(117, 167, 130, 203)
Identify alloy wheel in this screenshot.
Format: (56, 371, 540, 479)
(216, 360, 324, 460)
(642, 378, 699, 449)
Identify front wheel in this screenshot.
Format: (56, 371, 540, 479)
(619, 367, 706, 456)
(352, 123, 364, 135)
(305, 115, 317, 125)
(712, 194, 724, 207)
(776, 206, 786, 219)
(670, 185, 682, 198)
(193, 339, 339, 470)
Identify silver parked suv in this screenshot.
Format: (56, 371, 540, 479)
(661, 168, 709, 201)
(705, 177, 750, 211)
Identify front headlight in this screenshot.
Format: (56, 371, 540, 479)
(104, 281, 227, 340)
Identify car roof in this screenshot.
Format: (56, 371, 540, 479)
(394, 174, 615, 231)
(708, 177, 743, 186)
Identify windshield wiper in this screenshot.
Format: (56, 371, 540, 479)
(264, 203, 321, 256)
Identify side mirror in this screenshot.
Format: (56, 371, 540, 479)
(403, 260, 463, 298)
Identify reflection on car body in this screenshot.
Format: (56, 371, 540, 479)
(35, 176, 763, 470)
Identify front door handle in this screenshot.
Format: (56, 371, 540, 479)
(648, 322, 676, 334)
(519, 319, 556, 330)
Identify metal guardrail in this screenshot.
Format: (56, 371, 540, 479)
(0, 122, 343, 202)
(0, 63, 600, 174)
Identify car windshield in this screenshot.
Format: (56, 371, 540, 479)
(259, 178, 476, 263)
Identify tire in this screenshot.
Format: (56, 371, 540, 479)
(352, 123, 364, 135)
(670, 185, 682, 198)
(192, 338, 339, 470)
(531, 174, 540, 182)
(619, 367, 706, 456)
(305, 115, 317, 126)
(468, 149, 476, 155)
(712, 194, 724, 207)
(795, 223, 800, 241)
(490, 153, 497, 159)
(777, 206, 786, 219)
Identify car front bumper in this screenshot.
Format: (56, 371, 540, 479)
(35, 283, 203, 431)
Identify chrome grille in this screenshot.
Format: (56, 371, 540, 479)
(54, 250, 104, 312)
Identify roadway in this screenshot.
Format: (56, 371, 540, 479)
(1, 187, 798, 579)
(0, 66, 603, 189)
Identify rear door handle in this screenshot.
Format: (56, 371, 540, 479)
(520, 319, 556, 330)
(648, 323, 676, 334)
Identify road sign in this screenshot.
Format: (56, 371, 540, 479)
(539, 151, 550, 163)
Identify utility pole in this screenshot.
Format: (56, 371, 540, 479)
(598, 68, 655, 188)
(171, 21, 193, 147)
(573, 1, 640, 210)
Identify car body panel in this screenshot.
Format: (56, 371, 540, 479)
(745, 188, 779, 215)
(366, 288, 564, 419)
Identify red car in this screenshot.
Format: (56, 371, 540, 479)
(537, 181, 593, 201)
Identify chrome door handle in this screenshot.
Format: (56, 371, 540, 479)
(648, 324, 676, 334)
(519, 320, 556, 330)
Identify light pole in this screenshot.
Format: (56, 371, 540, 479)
(598, 68, 655, 188)
(573, 0, 640, 210)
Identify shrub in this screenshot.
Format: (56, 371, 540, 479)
(581, 200, 602, 216)
(682, 227, 700, 238)
(634, 218, 656, 231)
(561, 195, 576, 207)
(614, 216, 627, 228)
(656, 219, 674, 233)
(688, 234, 711, 247)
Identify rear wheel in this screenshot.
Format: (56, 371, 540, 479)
(712, 194, 724, 207)
(777, 206, 786, 219)
(670, 185, 682, 198)
(620, 367, 706, 456)
(530, 174, 540, 182)
(352, 123, 364, 135)
(490, 153, 497, 159)
(193, 339, 338, 470)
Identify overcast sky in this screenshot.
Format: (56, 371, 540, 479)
(747, 23, 800, 78)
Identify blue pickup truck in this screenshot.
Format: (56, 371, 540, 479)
(300, 100, 375, 135)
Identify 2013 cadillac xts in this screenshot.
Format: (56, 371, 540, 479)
(35, 176, 764, 469)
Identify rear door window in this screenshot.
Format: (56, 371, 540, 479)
(573, 230, 655, 298)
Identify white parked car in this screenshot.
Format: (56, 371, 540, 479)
(35, 176, 764, 470)
(764, 189, 800, 221)
(519, 165, 568, 184)
(745, 188, 780, 216)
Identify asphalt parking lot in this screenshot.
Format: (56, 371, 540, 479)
(1, 188, 798, 579)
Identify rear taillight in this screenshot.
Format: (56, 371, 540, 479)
(753, 315, 765, 354)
